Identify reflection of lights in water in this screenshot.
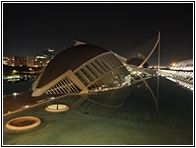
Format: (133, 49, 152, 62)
(177, 80, 193, 91)
(132, 82, 145, 89)
(37, 99, 46, 103)
(165, 77, 192, 91)
(165, 77, 176, 82)
(89, 75, 132, 92)
(159, 68, 193, 91)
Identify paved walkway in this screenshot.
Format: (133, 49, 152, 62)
(3, 91, 62, 116)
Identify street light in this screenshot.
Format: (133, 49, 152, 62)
(171, 62, 176, 67)
(12, 70, 17, 74)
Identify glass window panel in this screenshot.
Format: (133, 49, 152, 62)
(102, 56, 113, 70)
(81, 68, 94, 82)
(91, 62, 105, 75)
(86, 65, 99, 78)
(83, 67, 96, 80)
(104, 55, 116, 68)
(95, 59, 108, 72)
(106, 54, 118, 67)
(75, 72, 89, 86)
(88, 63, 101, 77)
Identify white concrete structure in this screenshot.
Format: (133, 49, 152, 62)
(45, 104, 69, 113)
(159, 59, 193, 91)
(32, 44, 131, 96)
(6, 116, 41, 130)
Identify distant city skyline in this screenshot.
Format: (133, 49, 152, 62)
(3, 2, 193, 65)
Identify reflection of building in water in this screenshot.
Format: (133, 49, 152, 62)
(43, 48, 55, 61)
(131, 82, 145, 90)
(30, 42, 157, 118)
(159, 59, 193, 92)
(32, 44, 133, 97)
(51, 86, 131, 118)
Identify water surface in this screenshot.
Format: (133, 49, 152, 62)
(3, 77, 193, 145)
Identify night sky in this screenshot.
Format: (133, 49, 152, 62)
(3, 2, 193, 65)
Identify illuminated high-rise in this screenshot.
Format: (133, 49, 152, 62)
(43, 48, 54, 60)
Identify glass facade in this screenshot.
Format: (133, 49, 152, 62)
(74, 53, 130, 92)
(88, 66, 130, 92)
(44, 52, 131, 95)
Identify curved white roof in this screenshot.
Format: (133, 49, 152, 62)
(175, 59, 193, 68)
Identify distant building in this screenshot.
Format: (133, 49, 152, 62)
(43, 48, 54, 60)
(27, 57, 35, 67)
(3, 57, 10, 65)
(27, 56, 49, 67)
(34, 56, 48, 67)
(3, 56, 27, 67)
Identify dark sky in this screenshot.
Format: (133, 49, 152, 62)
(3, 2, 193, 65)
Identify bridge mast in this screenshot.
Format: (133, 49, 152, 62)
(158, 31, 161, 71)
(156, 31, 161, 112)
(138, 31, 161, 68)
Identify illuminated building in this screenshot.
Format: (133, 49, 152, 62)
(34, 56, 48, 67)
(32, 44, 131, 96)
(159, 59, 193, 91)
(3, 57, 10, 65)
(27, 56, 48, 67)
(3, 56, 27, 67)
(43, 48, 55, 60)
(27, 57, 35, 67)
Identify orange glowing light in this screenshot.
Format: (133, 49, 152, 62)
(172, 63, 176, 67)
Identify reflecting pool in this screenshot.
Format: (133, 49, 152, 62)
(3, 77, 193, 145)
